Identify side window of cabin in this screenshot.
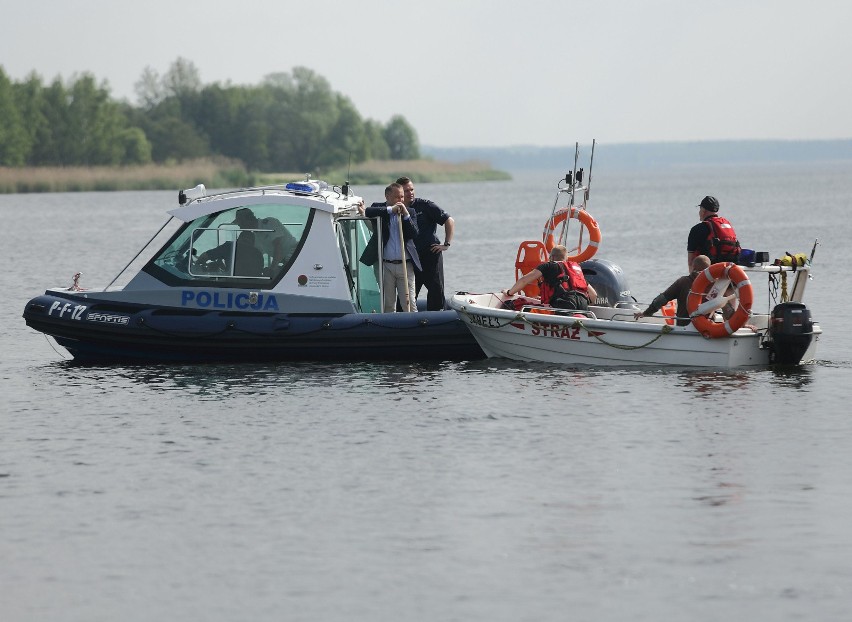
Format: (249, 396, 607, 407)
(147, 203, 313, 285)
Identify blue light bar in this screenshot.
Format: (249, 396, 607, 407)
(286, 182, 318, 193)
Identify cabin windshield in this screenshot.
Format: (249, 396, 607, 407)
(145, 203, 313, 286)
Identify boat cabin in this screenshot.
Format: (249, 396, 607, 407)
(118, 182, 386, 314)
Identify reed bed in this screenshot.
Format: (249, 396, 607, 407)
(0, 158, 255, 194)
(1, 158, 508, 194)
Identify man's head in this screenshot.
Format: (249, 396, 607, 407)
(550, 245, 568, 261)
(396, 176, 414, 207)
(385, 182, 404, 204)
(698, 196, 720, 214)
(233, 208, 259, 229)
(692, 254, 711, 272)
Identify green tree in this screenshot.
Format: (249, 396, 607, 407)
(280, 66, 339, 172)
(0, 67, 30, 165)
(162, 57, 202, 100)
(364, 119, 390, 161)
(139, 100, 210, 162)
(383, 115, 420, 160)
(119, 126, 152, 164)
(230, 88, 273, 170)
(134, 66, 163, 109)
(62, 74, 130, 165)
(194, 84, 255, 164)
(34, 77, 70, 165)
(321, 94, 368, 170)
(13, 73, 51, 165)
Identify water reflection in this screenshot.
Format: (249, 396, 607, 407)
(35, 360, 457, 398)
(676, 370, 751, 396)
(767, 365, 814, 390)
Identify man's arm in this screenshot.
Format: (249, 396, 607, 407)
(640, 276, 686, 317)
(586, 283, 597, 304)
(400, 206, 419, 239)
(506, 269, 542, 296)
(686, 222, 708, 270)
(434, 216, 455, 252)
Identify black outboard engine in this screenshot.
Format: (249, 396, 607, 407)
(580, 258, 636, 307)
(768, 302, 814, 365)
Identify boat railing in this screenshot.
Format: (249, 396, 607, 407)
(184, 184, 336, 205)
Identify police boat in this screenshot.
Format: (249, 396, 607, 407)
(22, 180, 485, 363)
(450, 143, 821, 368)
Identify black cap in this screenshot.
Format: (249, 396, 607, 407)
(698, 196, 719, 212)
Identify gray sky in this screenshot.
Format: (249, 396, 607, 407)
(2, 0, 850, 147)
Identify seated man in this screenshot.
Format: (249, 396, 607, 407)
(635, 255, 711, 326)
(506, 245, 597, 310)
(197, 230, 264, 277)
(232, 207, 298, 271)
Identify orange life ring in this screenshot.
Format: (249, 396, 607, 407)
(542, 207, 602, 262)
(514, 240, 549, 297)
(686, 262, 753, 338)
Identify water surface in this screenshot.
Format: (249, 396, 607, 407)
(2, 164, 851, 621)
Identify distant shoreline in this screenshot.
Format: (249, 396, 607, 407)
(0, 158, 509, 194)
(424, 138, 852, 171)
(9, 137, 849, 193)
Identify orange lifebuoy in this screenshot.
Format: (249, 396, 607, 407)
(661, 300, 676, 326)
(542, 207, 602, 262)
(514, 240, 549, 297)
(687, 262, 753, 338)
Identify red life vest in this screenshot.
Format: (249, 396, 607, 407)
(539, 260, 589, 306)
(703, 215, 741, 262)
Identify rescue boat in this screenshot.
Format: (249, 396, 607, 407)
(22, 180, 484, 363)
(449, 143, 821, 368)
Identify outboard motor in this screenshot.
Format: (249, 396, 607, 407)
(767, 302, 814, 365)
(580, 258, 636, 307)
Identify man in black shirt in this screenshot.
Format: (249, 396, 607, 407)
(397, 177, 454, 310)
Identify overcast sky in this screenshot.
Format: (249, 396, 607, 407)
(2, 0, 850, 147)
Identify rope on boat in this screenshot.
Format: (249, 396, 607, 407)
(572, 318, 674, 349)
(458, 307, 674, 350)
(43, 334, 70, 359)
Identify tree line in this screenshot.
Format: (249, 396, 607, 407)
(0, 58, 420, 171)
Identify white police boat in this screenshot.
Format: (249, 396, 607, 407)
(23, 180, 484, 363)
(449, 144, 821, 368)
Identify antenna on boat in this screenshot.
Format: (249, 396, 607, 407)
(570, 142, 580, 207)
(585, 139, 596, 202)
(341, 152, 352, 198)
(809, 238, 819, 264)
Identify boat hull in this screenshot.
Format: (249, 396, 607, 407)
(24, 292, 485, 363)
(450, 293, 820, 368)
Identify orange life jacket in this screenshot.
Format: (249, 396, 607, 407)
(539, 260, 589, 306)
(703, 215, 741, 263)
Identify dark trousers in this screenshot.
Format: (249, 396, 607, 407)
(551, 291, 589, 311)
(416, 249, 446, 310)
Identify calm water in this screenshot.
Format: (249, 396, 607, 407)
(2, 163, 851, 621)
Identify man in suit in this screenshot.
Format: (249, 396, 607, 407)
(358, 183, 421, 312)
